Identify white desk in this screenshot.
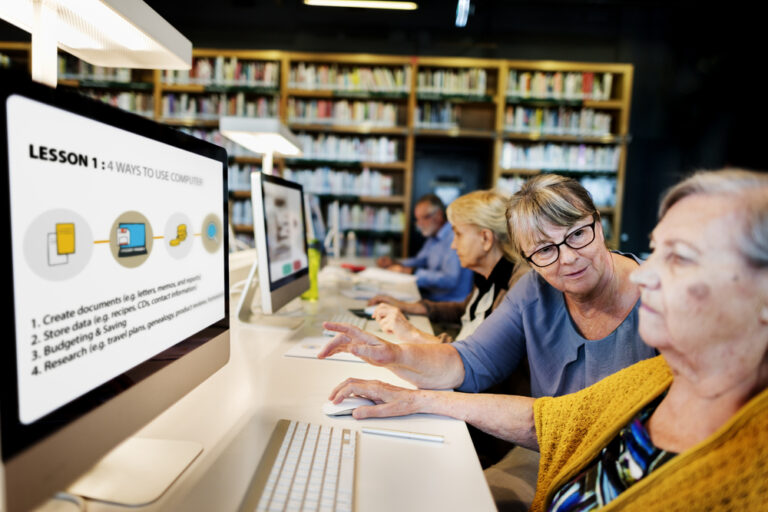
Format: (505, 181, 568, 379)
(85, 262, 496, 512)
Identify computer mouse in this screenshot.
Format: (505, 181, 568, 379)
(322, 397, 376, 416)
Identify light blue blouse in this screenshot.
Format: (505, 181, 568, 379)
(453, 252, 657, 398)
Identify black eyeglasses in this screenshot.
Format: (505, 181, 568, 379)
(523, 219, 597, 268)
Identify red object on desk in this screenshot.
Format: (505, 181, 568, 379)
(341, 263, 366, 273)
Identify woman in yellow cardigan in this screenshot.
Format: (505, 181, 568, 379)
(326, 168, 768, 511)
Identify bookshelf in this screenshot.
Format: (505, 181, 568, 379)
(1, 41, 633, 252)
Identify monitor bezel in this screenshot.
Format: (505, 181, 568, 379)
(252, 171, 310, 314)
(0, 68, 230, 511)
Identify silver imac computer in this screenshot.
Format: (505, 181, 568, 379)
(0, 68, 230, 512)
(236, 172, 309, 328)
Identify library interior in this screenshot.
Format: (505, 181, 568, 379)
(1, 1, 766, 512)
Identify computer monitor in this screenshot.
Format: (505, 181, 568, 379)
(236, 172, 309, 328)
(0, 69, 230, 512)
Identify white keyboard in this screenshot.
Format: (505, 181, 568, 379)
(322, 312, 367, 336)
(240, 420, 357, 512)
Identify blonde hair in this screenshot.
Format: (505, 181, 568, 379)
(660, 168, 768, 268)
(447, 189, 516, 262)
(505, 174, 599, 260)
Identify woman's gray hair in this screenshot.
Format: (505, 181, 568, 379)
(447, 189, 516, 262)
(505, 174, 599, 260)
(659, 168, 768, 268)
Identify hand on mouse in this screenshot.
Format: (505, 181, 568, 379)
(318, 322, 400, 366)
(328, 378, 428, 420)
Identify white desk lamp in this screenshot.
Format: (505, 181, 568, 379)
(219, 116, 303, 176)
(0, 0, 191, 87)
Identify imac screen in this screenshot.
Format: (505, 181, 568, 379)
(1, 75, 228, 463)
(262, 178, 308, 289)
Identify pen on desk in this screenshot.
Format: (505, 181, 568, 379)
(361, 427, 444, 443)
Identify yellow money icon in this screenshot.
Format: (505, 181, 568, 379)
(170, 224, 187, 246)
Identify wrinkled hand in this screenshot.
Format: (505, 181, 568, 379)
(328, 378, 424, 419)
(318, 322, 400, 366)
(372, 304, 416, 341)
(367, 294, 407, 308)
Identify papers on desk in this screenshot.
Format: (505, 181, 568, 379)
(356, 268, 417, 284)
(339, 287, 418, 302)
(284, 337, 364, 363)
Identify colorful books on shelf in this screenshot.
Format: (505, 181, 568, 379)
(500, 142, 619, 172)
(289, 63, 410, 92)
(86, 91, 154, 117)
(414, 101, 461, 129)
(417, 68, 488, 95)
(504, 106, 612, 136)
(287, 98, 399, 127)
(295, 133, 400, 163)
(335, 203, 404, 232)
(163, 57, 279, 86)
(507, 70, 613, 101)
(162, 93, 277, 119)
(282, 167, 394, 197)
(58, 56, 132, 82)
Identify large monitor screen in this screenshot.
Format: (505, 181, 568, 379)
(1, 70, 229, 511)
(262, 179, 308, 287)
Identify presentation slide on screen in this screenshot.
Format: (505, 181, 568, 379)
(7, 95, 226, 424)
(263, 181, 308, 283)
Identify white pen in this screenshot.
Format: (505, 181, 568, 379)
(361, 427, 444, 443)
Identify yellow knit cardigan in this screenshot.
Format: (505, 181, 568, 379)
(531, 355, 768, 511)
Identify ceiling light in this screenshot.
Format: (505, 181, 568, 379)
(455, 0, 470, 27)
(304, 0, 418, 10)
(0, 0, 191, 87)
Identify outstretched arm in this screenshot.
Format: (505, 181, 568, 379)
(319, 322, 465, 389)
(328, 378, 538, 450)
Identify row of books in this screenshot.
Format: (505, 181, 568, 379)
(414, 101, 461, 128)
(163, 57, 280, 86)
(58, 56, 132, 82)
(417, 68, 488, 95)
(497, 175, 616, 207)
(507, 70, 613, 101)
(161, 93, 277, 119)
(295, 134, 401, 163)
(281, 167, 395, 197)
(231, 199, 255, 227)
(288, 63, 411, 92)
(85, 91, 154, 117)
(335, 203, 404, 232)
(346, 238, 397, 258)
(504, 106, 613, 136)
(500, 142, 620, 171)
(287, 99, 401, 127)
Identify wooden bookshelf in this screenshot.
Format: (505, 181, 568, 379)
(2, 41, 633, 251)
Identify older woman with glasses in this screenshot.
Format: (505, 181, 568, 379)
(325, 169, 768, 511)
(321, 174, 654, 398)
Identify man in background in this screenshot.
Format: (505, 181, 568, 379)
(377, 194, 472, 302)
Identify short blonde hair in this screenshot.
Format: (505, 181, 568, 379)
(447, 189, 516, 262)
(505, 174, 599, 260)
(660, 168, 768, 268)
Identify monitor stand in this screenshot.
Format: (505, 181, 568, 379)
(235, 258, 305, 330)
(65, 437, 202, 507)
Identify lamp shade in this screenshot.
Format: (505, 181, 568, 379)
(0, 0, 191, 69)
(219, 117, 303, 157)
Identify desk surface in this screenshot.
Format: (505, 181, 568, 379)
(86, 261, 496, 512)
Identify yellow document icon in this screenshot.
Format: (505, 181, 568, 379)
(56, 223, 75, 255)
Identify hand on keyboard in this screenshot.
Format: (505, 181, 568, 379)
(322, 312, 367, 337)
(318, 322, 399, 367)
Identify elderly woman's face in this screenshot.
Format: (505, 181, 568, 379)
(631, 194, 764, 358)
(520, 215, 608, 296)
